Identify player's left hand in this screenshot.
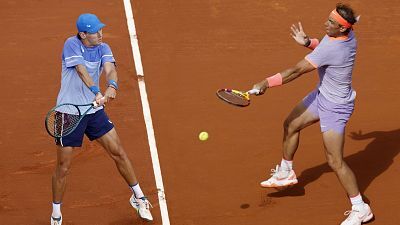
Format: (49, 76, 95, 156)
(104, 86, 117, 102)
(291, 22, 309, 46)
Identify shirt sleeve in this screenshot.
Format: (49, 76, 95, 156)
(62, 38, 85, 68)
(100, 43, 116, 66)
(305, 44, 336, 68)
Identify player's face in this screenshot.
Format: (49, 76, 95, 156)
(324, 17, 341, 37)
(86, 29, 103, 46)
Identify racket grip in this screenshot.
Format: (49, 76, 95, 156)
(247, 89, 260, 95)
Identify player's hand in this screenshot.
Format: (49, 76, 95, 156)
(95, 92, 106, 107)
(290, 22, 309, 46)
(104, 86, 117, 102)
(252, 79, 268, 95)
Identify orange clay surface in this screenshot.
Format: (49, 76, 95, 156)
(1, 1, 399, 224)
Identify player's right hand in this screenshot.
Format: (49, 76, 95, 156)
(95, 92, 106, 106)
(252, 79, 268, 95)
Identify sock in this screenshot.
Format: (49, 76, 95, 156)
(280, 158, 293, 171)
(350, 193, 364, 206)
(130, 183, 145, 199)
(52, 202, 62, 218)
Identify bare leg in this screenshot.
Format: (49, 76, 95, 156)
(52, 146, 74, 203)
(96, 128, 138, 185)
(323, 130, 359, 196)
(283, 101, 319, 160)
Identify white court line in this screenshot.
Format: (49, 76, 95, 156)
(123, 1, 171, 224)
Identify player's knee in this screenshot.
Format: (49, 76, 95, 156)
(56, 162, 71, 177)
(283, 118, 291, 131)
(327, 156, 344, 172)
(284, 119, 298, 134)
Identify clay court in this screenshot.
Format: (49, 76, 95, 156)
(1, 0, 399, 224)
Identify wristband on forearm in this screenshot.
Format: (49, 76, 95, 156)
(89, 85, 100, 95)
(305, 38, 319, 50)
(266, 73, 283, 87)
(107, 79, 118, 90)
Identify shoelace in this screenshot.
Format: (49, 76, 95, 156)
(270, 165, 291, 179)
(343, 209, 360, 221)
(270, 165, 280, 177)
(138, 197, 153, 209)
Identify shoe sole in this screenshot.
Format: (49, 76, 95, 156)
(362, 213, 374, 224)
(260, 180, 298, 189)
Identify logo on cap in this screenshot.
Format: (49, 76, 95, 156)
(76, 13, 105, 33)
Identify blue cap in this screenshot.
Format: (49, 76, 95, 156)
(76, 13, 105, 33)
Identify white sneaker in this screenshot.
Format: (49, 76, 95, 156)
(260, 165, 298, 188)
(340, 203, 374, 225)
(130, 195, 153, 221)
(50, 215, 62, 225)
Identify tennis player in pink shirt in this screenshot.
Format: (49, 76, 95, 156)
(252, 3, 373, 225)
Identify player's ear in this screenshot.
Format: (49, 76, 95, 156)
(78, 32, 87, 39)
(339, 26, 348, 33)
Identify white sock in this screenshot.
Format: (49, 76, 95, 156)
(350, 193, 364, 206)
(280, 158, 293, 171)
(52, 202, 62, 218)
(130, 183, 145, 198)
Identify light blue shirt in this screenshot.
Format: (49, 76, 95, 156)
(56, 36, 115, 113)
(305, 31, 357, 104)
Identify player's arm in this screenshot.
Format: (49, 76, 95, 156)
(75, 64, 104, 103)
(252, 58, 315, 94)
(103, 62, 118, 101)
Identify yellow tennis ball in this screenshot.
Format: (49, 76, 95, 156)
(199, 131, 209, 141)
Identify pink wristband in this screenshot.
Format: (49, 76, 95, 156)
(307, 38, 319, 50)
(266, 73, 283, 87)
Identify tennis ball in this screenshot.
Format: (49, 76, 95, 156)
(199, 131, 209, 141)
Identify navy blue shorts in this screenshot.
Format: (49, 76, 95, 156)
(55, 109, 114, 147)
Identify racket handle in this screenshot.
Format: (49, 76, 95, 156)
(247, 89, 260, 95)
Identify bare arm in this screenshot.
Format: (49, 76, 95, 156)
(75, 64, 104, 103)
(75, 64, 96, 88)
(103, 62, 118, 101)
(252, 58, 316, 94)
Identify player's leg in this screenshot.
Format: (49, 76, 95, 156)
(261, 91, 319, 188)
(317, 93, 373, 224)
(322, 130, 373, 225)
(96, 128, 153, 221)
(283, 99, 320, 160)
(51, 146, 74, 225)
(88, 109, 153, 221)
(96, 128, 138, 186)
(50, 114, 88, 225)
(322, 130, 359, 195)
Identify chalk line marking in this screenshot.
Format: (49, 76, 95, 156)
(123, 1, 170, 224)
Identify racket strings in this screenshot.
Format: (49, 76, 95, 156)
(46, 105, 81, 137)
(217, 89, 250, 107)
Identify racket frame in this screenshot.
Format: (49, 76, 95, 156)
(44, 102, 98, 138)
(216, 88, 251, 107)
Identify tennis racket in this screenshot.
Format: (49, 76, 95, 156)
(44, 98, 104, 138)
(216, 88, 260, 107)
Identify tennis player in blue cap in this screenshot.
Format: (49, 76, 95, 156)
(50, 13, 153, 225)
